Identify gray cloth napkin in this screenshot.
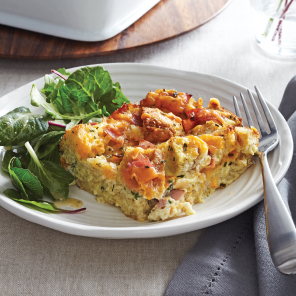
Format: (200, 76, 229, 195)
(164, 76, 296, 296)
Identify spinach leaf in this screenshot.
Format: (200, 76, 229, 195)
(3, 189, 85, 214)
(2, 150, 17, 173)
(32, 131, 64, 163)
(8, 157, 43, 200)
(8, 157, 28, 199)
(3, 189, 57, 212)
(2, 149, 30, 173)
(0, 107, 50, 147)
(25, 142, 74, 200)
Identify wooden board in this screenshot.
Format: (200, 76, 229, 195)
(0, 0, 231, 59)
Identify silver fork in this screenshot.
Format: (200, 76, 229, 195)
(233, 87, 296, 275)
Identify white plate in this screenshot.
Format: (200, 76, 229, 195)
(0, 63, 293, 239)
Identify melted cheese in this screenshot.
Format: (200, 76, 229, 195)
(199, 134, 224, 154)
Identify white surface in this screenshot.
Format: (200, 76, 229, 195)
(0, 0, 160, 41)
(0, 63, 293, 239)
(0, 0, 296, 295)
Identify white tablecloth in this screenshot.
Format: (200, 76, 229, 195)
(0, 0, 295, 295)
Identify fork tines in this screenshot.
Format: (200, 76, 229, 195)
(233, 86, 277, 137)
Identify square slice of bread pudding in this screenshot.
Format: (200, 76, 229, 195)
(60, 89, 259, 221)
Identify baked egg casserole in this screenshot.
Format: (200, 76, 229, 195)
(60, 89, 259, 221)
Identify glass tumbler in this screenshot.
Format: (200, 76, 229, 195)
(250, 0, 296, 56)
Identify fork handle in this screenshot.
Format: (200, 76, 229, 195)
(259, 152, 296, 274)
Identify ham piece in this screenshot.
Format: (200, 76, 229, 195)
(157, 199, 166, 208)
(182, 108, 224, 133)
(170, 189, 185, 201)
(138, 140, 156, 150)
(122, 154, 156, 190)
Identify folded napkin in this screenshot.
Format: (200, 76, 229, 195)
(165, 76, 296, 296)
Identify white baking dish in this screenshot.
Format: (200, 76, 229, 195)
(0, 0, 160, 41)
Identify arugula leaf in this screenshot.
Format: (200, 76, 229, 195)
(8, 157, 43, 200)
(46, 77, 64, 103)
(3, 189, 85, 214)
(32, 131, 64, 163)
(41, 68, 70, 99)
(113, 83, 129, 109)
(33, 66, 130, 122)
(31, 85, 105, 121)
(31, 85, 70, 119)
(0, 107, 50, 147)
(41, 75, 57, 98)
(25, 142, 74, 200)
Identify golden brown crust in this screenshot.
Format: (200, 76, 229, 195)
(141, 107, 184, 143)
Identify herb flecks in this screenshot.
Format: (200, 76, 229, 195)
(131, 191, 142, 200)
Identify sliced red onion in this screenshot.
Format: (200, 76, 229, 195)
(60, 207, 86, 214)
(51, 69, 68, 80)
(48, 121, 66, 128)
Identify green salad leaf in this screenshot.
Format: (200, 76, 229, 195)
(3, 189, 85, 214)
(41, 68, 70, 99)
(3, 189, 58, 213)
(32, 66, 130, 120)
(8, 157, 43, 200)
(32, 131, 65, 164)
(31, 84, 105, 121)
(25, 142, 74, 200)
(2, 149, 31, 173)
(0, 107, 50, 147)
(2, 146, 33, 174)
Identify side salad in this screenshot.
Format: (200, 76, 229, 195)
(0, 66, 129, 213)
